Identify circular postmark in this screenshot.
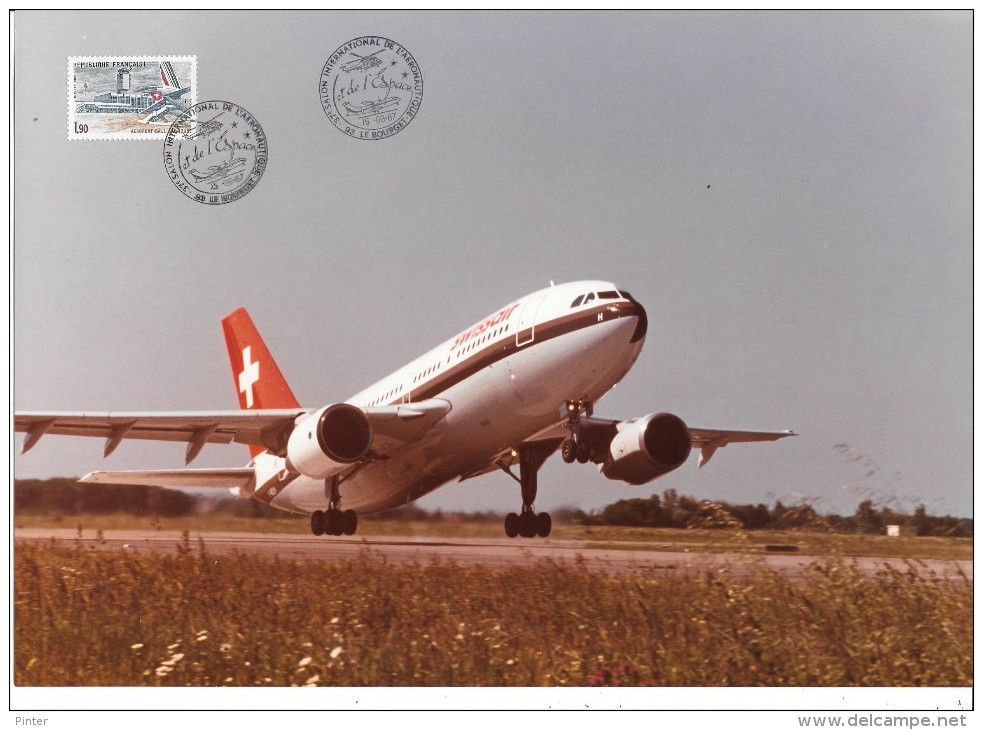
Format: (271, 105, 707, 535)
(319, 36, 423, 140)
(162, 100, 267, 205)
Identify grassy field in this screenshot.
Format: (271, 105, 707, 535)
(13, 539, 972, 687)
(13, 512, 974, 560)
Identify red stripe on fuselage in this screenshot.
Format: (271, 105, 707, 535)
(386, 300, 644, 406)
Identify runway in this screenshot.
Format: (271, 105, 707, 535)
(14, 528, 972, 582)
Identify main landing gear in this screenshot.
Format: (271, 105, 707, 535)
(500, 401, 596, 539)
(501, 443, 553, 539)
(310, 476, 358, 537)
(311, 508, 357, 536)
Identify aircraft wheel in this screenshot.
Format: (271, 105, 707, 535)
(561, 439, 577, 464)
(504, 512, 520, 538)
(324, 510, 341, 536)
(519, 511, 538, 538)
(536, 512, 552, 538)
(576, 442, 591, 464)
(342, 509, 358, 536)
(311, 510, 325, 536)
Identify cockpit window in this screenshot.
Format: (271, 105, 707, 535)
(570, 294, 584, 308)
(619, 290, 633, 301)
(584, 292, 595, 304)
(597, 290, 619, 300)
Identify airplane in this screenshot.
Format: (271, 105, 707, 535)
(343, 97, 402, 119)
(15, 281, 795, 539)
(341, 50, 385, 73)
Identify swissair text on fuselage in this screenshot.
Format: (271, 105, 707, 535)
(450, 303, 520, 351)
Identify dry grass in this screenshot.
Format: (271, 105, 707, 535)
(14, 539, 971, 687)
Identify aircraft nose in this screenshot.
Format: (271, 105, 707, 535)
(630, 299, 648, 343)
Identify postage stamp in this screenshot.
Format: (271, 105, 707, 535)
(319, 36, 423, 140)
(67, 56, 197, 140)
(162, 100, 268, 205)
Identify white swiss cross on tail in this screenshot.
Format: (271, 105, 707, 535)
(222, 307, 302, 457)
(238, 346, 260, 408)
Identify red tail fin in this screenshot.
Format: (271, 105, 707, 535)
(159, 61, 180, 89)
(221, 308, 300, 458)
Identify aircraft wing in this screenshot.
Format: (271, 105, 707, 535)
(15, 410, 308, 463)
(458, 418, 795, 481)
(15, 400, 453, 465)
(686, 427, 796, 466)
(567, 419, 795, 468)
(80, 468, 256, 489)
(163, 86, 191, 101)
(139, 98, 167, 116)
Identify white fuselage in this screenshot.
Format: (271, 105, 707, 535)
(264, 280, 647, 514)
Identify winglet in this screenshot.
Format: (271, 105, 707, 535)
(221, 308, 300, 458)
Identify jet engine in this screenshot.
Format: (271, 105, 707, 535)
(286, 403, 372, 479)
(600, 412, 692, 485)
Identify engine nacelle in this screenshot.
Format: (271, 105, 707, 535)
(601, 412, 692, 485)
(286, 403, 372, 479)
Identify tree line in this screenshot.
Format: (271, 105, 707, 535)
(572, 489, 972, 537)
(13, 479, 972, 536)
(13, 478, 283, 520)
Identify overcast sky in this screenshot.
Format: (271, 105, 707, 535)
(12, 11, 972, 518)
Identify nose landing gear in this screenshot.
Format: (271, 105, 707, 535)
(560, 400, 594, 464)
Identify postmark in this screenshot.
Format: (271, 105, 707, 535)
(68, 56, 197, 140)
(319, 36, 423, 140)
(162, 100, 268, 205)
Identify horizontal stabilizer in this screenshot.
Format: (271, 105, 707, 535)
(80, 468, 256, 490)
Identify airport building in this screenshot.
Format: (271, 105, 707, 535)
(85, 67, 157, 113)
